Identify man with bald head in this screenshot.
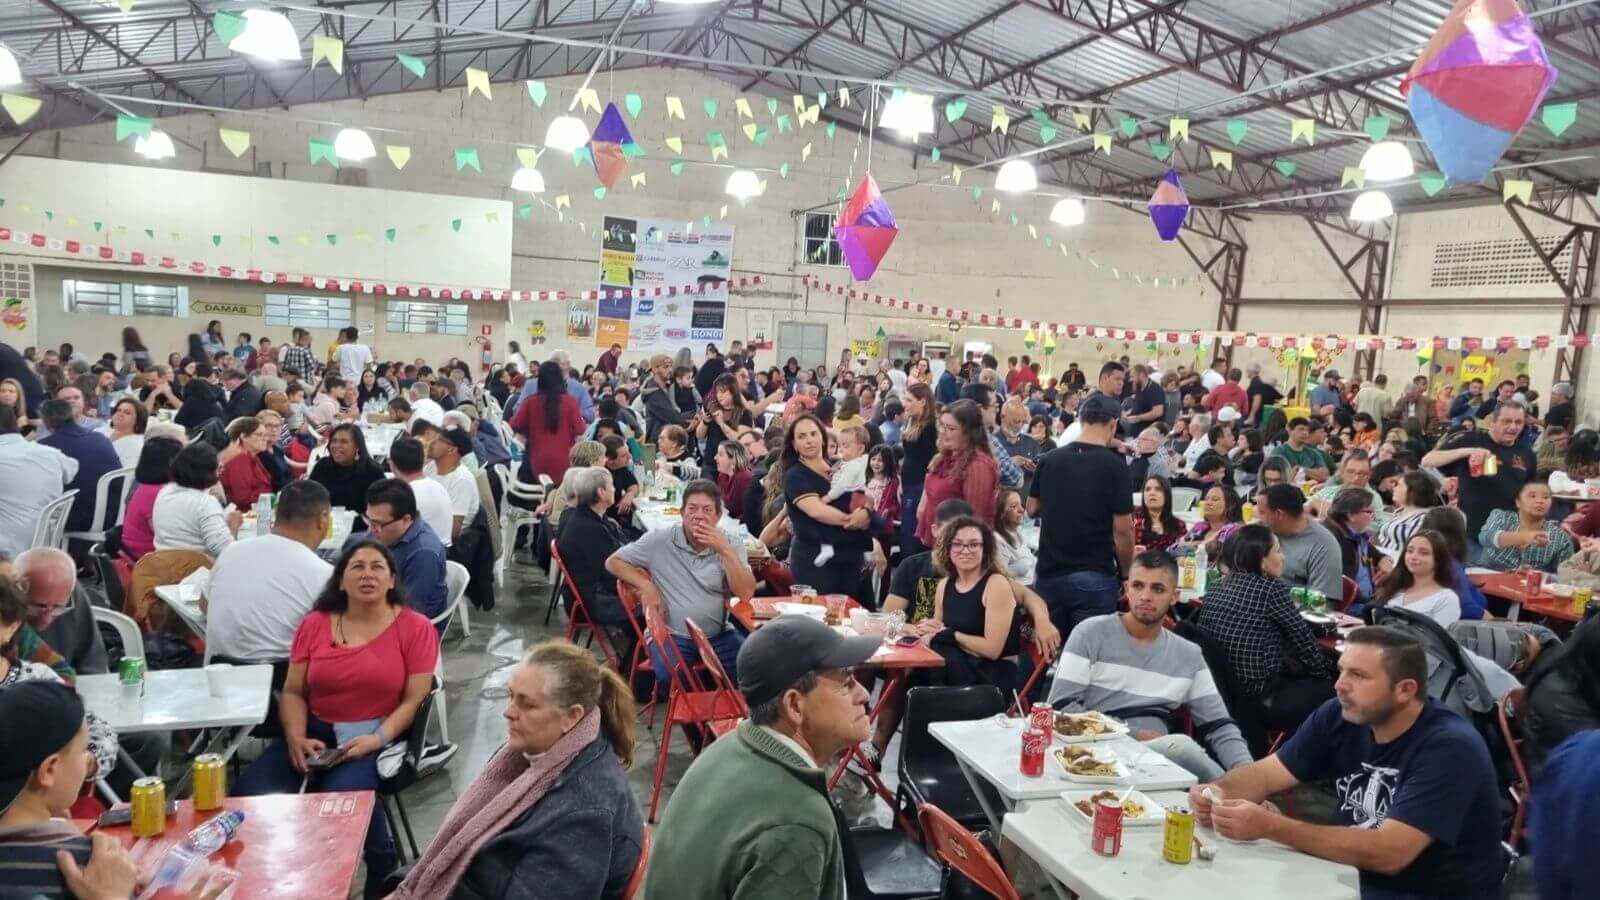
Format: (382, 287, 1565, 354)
(5, 548, 106, 681)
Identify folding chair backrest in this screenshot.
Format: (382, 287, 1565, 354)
(642, 603, 706, 696)
(916, 803, 1020, 900)
(622, 826, 651, 900)
(31, 490, 79, 550)
(1339, 576, 1359, 612)
(1499, 687, 1531, 798)
(616, 580, 650, 645)
(92, 607, 145, 662)
(1010, 640, 1050, 715)
(685, 620, 749, 716)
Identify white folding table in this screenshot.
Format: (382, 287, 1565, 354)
(153, 583, 207, 639)
(1002, 793, 1360, 900)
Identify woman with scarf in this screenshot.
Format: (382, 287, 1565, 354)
(389, 639, 642, 899)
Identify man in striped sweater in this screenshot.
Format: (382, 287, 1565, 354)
(1047, 549, 1253, 780)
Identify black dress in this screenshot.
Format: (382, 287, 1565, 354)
(928, 572, 1020, 690)
(784, 462, 873, 600)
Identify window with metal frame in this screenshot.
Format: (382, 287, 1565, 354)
(803, 212, 845, 267)
(63, 279, 188, 317)
(386, 300, 468, 335)
(265, 293, 354, 330)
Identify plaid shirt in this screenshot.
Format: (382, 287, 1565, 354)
(988, 430, 1025, 487)
(279, 344, 319, 380)
(1479, 509, 1577, 573)
(1193, 572, 1337, 696)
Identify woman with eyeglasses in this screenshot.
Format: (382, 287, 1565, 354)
(916, 516, 1019, 690)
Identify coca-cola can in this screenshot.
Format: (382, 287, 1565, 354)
(1020, 727, 1047, 777)
(1092, 798, 1124, 856)
(1524, 569, 1544, 596)
(1029, 702, 1054, 734)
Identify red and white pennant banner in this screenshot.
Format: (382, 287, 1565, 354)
(804, 277, 1591, 349)
(0, 227, 762, 302)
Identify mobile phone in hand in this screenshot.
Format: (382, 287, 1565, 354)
(306, 748, 346, 771)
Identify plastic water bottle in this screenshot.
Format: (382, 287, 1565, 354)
(1193, 543, 1209, 593)
(136, 810, 244, 899)
(253, 495, 272, 536)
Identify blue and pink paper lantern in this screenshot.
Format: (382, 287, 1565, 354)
(834, 174, 898, 282)
(1400, 0, 1557, 186)
(588, 101, 633, 189)
(1147, 170, 1188, 242)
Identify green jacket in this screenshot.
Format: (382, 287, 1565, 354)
(643, 722, 844, 900)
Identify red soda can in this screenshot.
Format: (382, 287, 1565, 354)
(1020, 727, 1047, 777)
(1092, 798, 1124, 856)
(1468, 453, 1485, 478)
(1029, 702, 1054, 734)
(1525, 569, 1544, 596)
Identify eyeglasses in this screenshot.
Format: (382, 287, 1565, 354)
(26, 602, 68, 621)
(950, 540, 984, 552)
(366, 516, 398, 531)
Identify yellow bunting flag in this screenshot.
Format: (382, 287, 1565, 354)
(951, 165, 962, 185)
(1503, 179, 1534, 204)
(1209, 148, 1233, 171)
(1169, 118, 1189, 142)
(465, 67, 491, 100)
(1, 94, 42, 125)
(665, 96, 685, 120)
(664, 136, 683, 154)
(554, 194, 571, 210)
(1340, 166, 1366, 189)
(516, 147, 542, 168)
(116, 0, 134, 11)
(735, 97, 753, 119)
(798, 105, 820, 126)
(991, 199, 1001, 213)
(720, 205, 729, 220)
(218, 128, 251, 157)
(385, 145, 411, 170)
(1092, 132, 1112, 154)
(1291, 118, 1316, 145)
(742, 123, 759, 141)
(312, 35, 344, 74)
(839, 88, 850, 107)
(354, 229, 371, 241)
(1073, 111, 1092, 131)
(296, 234, 310, 246)
(1027, 224, 1037, 239)
(801, 142, 812, 162)
(991, 105, 1011, 133)
(486, 212, 499, 224)
(710, 143, 728, 161)
(575, 88, 601, 113)
(793, 94, 806, 114)
(631, 173, 647, 188)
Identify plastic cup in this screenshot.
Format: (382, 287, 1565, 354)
(203, 663, 232, 698)
(792, 584, 817, 603)
(825, 594, 849, 624)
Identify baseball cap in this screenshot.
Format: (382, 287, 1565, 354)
(1324, 369, 1341, 380)
(441, 427, 475, 456)
(455, 402, 481, 422)
(738, 615, 881, 708)
(1078, 393, 1122, 421)
(0, 681, 85, 814)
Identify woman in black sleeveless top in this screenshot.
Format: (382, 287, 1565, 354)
(919, 515, 1020, 689)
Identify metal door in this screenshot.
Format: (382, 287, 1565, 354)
(778, 321, 828, 370)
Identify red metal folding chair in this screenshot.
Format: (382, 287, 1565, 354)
(1338, 575, 1359, 612)
(616, 580, 659, 726)
(643, 605, 744, 823)
(549, 540, 619, 669)
(916, 803, 1021, 900)
(1499, 687, 1532, 850)
(1007, 631, 1051, 716)
(685, 620, 751, 719)
(621, 826, 651, 900)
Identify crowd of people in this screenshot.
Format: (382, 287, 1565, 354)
(4, 323, 1600, 899)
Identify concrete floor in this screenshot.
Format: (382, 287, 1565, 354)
(387, 555, 1538, 899)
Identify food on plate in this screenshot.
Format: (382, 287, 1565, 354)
(1053, 747, 1119, 777)
(660, 507, 681, 516)
(1055, 745, 1095, 764)
(1073, 791, 1147, 819)
(1054, 711, 1120, 737)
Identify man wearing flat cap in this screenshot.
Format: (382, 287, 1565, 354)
(643, 615, 881, 900)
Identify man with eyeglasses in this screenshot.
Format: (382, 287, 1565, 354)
(4, 549, 105, 683)
(645, 615, 881, 900)
(361, 478, 448, 625)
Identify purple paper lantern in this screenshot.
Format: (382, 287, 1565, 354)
(833, 174, 898, 281)
(1147, 170, 1189, 242)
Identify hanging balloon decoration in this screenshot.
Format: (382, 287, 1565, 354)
(834, 174, 899, 282)
(1400, 0, 1556, 185)
(1147, 170, 1189, 241)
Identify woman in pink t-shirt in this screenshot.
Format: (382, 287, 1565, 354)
(119, 436, 184, 560)
(234, 540, 438, 896)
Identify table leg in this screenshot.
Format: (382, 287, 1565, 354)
(953, 755, 1011, 838)
(1508, 601, 1523, 622)
(168, 726, 252, 797)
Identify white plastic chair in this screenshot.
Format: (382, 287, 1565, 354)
(499, 470, 547, 576)
(30, 490, 79, 550)
(425, 562, 471, 746)
(1170, 487, 1202, 513)
(1131, 491, 1143, 508)
(65, 466, 136, 546)
(92, 606, 145, 661)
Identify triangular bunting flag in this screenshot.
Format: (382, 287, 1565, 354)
(1073, 111, 1092, 131)
(454, 147, 481, 172)
(218, 128, 250, 157)
(1, 95, 42, 125)
(797, 105, 819, 126)
(664, 136, 683, 154)
(1363, 114, 1391, 143)
(735, 97, 752, 119)
(1093, 133, 1112, 154)
(944, 100, 967, 123)
(1341, 166, 1366, 188)
(115, 114, 153, 142)
(1226, 119, 1248, 144)
(526, 80, 547, 106)
(575, 89, 601, 113)
(397, 54, 426, 79)
(308, 137, 339, 167)
(776, 114, 792, 133)
(670, 161, 684, 175)
(665, 96, 684, 119)
(516, 147, 542, 168)
(386, 145, 411, 169)
(1273, 158, 1296, 178)
(1543, 102, 1578, 137)
(1209, 149, 1233, 171)
(312, 35, 344, 74)
(213, 10, 247, 45)
(464, 68, 491, 99)
(779, 163, 790, 178)
(625, 94, 643, 118)
(1169, 118, 1189, 141)
(1039, 125, 1057, 143)
(990, 105, 1010, 133)
(1150, 141, 1171, 161)
(517, 205, 530, 221)
(451, 219, 462, 233)
(1503, 179, 1534, 203)
(839, 88, 850, 107)
(742, 122, 759, 141)
(594, 186, 607, 200)
(1418, 171, 1447, 196)
(801, 142, 812, 161)
(951, 165, 962, 185)
(631, 173, 646, 188)
(1291, 118, 1316, 145)
(703, 97, 718, 118)
(1119, 115, 1137, 137)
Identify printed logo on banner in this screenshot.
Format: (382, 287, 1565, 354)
(597, 296, 631, 319)
(691, 299, 727, 340)
(636, 299, 657, 316)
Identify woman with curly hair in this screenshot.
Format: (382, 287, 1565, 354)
(913, 399, 998, 548)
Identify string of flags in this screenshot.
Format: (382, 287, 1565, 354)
(0, 224, 763, 302)
(802, 277, 1597, 350)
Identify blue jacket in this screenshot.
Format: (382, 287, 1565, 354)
(38, 422, 122, 532)
(1533, 730, 1600, 900)
(1449, 559, 1486, 620)
(934, 370, 961, 405)
(473, 420, 513, 469)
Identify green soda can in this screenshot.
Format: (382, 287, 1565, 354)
(119, 656, 145, 697)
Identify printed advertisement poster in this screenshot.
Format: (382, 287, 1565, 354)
(596, 214, 735, 350)
(565, 299, 596, 339)
(747, 310, 773, 349)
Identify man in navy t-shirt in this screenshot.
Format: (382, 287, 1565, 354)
(1188, 626, 1503, 899)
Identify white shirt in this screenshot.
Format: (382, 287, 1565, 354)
(432, 466, 480, 534)
(335, 342, 373, 383)
(997, 533, 1036, 586)
(1182, 434, 1212, 470)
(403, 474, 456, 548)
(1395, 587, 1462, 629)
(506, 352, 528, 373)
(112, 434, 144, 470)
(0, 434, 76, 557)
(408, 398, 445, 428)
(152, 484, 235, 559)
(205, 533, 333, 661)
(1201, 369, 1226, 391)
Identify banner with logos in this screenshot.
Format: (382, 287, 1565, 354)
(596, 214, 735, 351)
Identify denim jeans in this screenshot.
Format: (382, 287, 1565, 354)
(1033, 569, 1120, 639)
(1145, 733, 1225, 782)
(649, 627, 744, 697)
(899, 481, 925, 558)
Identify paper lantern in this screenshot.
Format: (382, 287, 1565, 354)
(588, 102, 633, 189)
(1400, 0, 1557, 185)
(833, 174, 898, 282)
(1147, 169, 1189, 242)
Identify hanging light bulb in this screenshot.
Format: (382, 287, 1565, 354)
(994, 159, 1038, 193)
(134, 130, 176, 160)
(724, 169, 764, 202)
(511, 167, 546, 193)
(544, 115, 591, 153)
(1360, 140, 1415, 182)
(1350, 190, 1394, 222)
(1049, 198, 1086, 227)
(228, 10, 302, 61)
(0, 46, 21, 87)
(333, 128, 376, 161)
(877, 90, 935, 140)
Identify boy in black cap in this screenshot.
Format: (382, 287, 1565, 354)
(643, 616, 881, 900)
(0, 680, 134, 899)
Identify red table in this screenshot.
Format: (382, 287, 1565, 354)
(1470, 571, 1586, 624)
(731, 597, 945, 830)
(91, 792, 374, 899)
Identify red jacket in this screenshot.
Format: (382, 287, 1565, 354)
(1204, 382, 1249, 415)
(220, 451, 274, 510)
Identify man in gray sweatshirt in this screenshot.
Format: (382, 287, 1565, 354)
(1047, 549, 1253, 780)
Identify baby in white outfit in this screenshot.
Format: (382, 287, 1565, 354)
(815, 426, 870, 566)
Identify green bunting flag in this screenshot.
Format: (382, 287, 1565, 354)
(1542, 102, 1578, 137)
(1363, 115, 1391, 143)
(1119, 115, 1137, 138)
(625, 94, 643, 118)
(1039, 125, 1057, 143)
(210, 234, 221, 246)
(115, 114, 153, 142)
(703, 98, 718, 119)
(454, 148, 481, 172)
(1418, 171, 1448, 196)
(670, 161, 684, 175)
(213, 10, 247, 44)
(384, 228, 397, 241)
(326, 234, 337, 246)
(1226, 119, 1248, 144)
(593, 186, 607, 200)
(397, 54, 426, 79)
(826, 122, 837, 138)
(518, 205, 532, 220)
(1150, 141, 1172, 161)
(451, 218, 463, 233)
(267, 235, 280, 245)
(944, 100, 967, 123)
(308, 138, 338, 167)
(930, 148, 940, 162)
(767, 97, 779, 116)
(526, 80, 547, 106)
(622, 142, 644, 158)
(1272, 159, 1296, 178)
